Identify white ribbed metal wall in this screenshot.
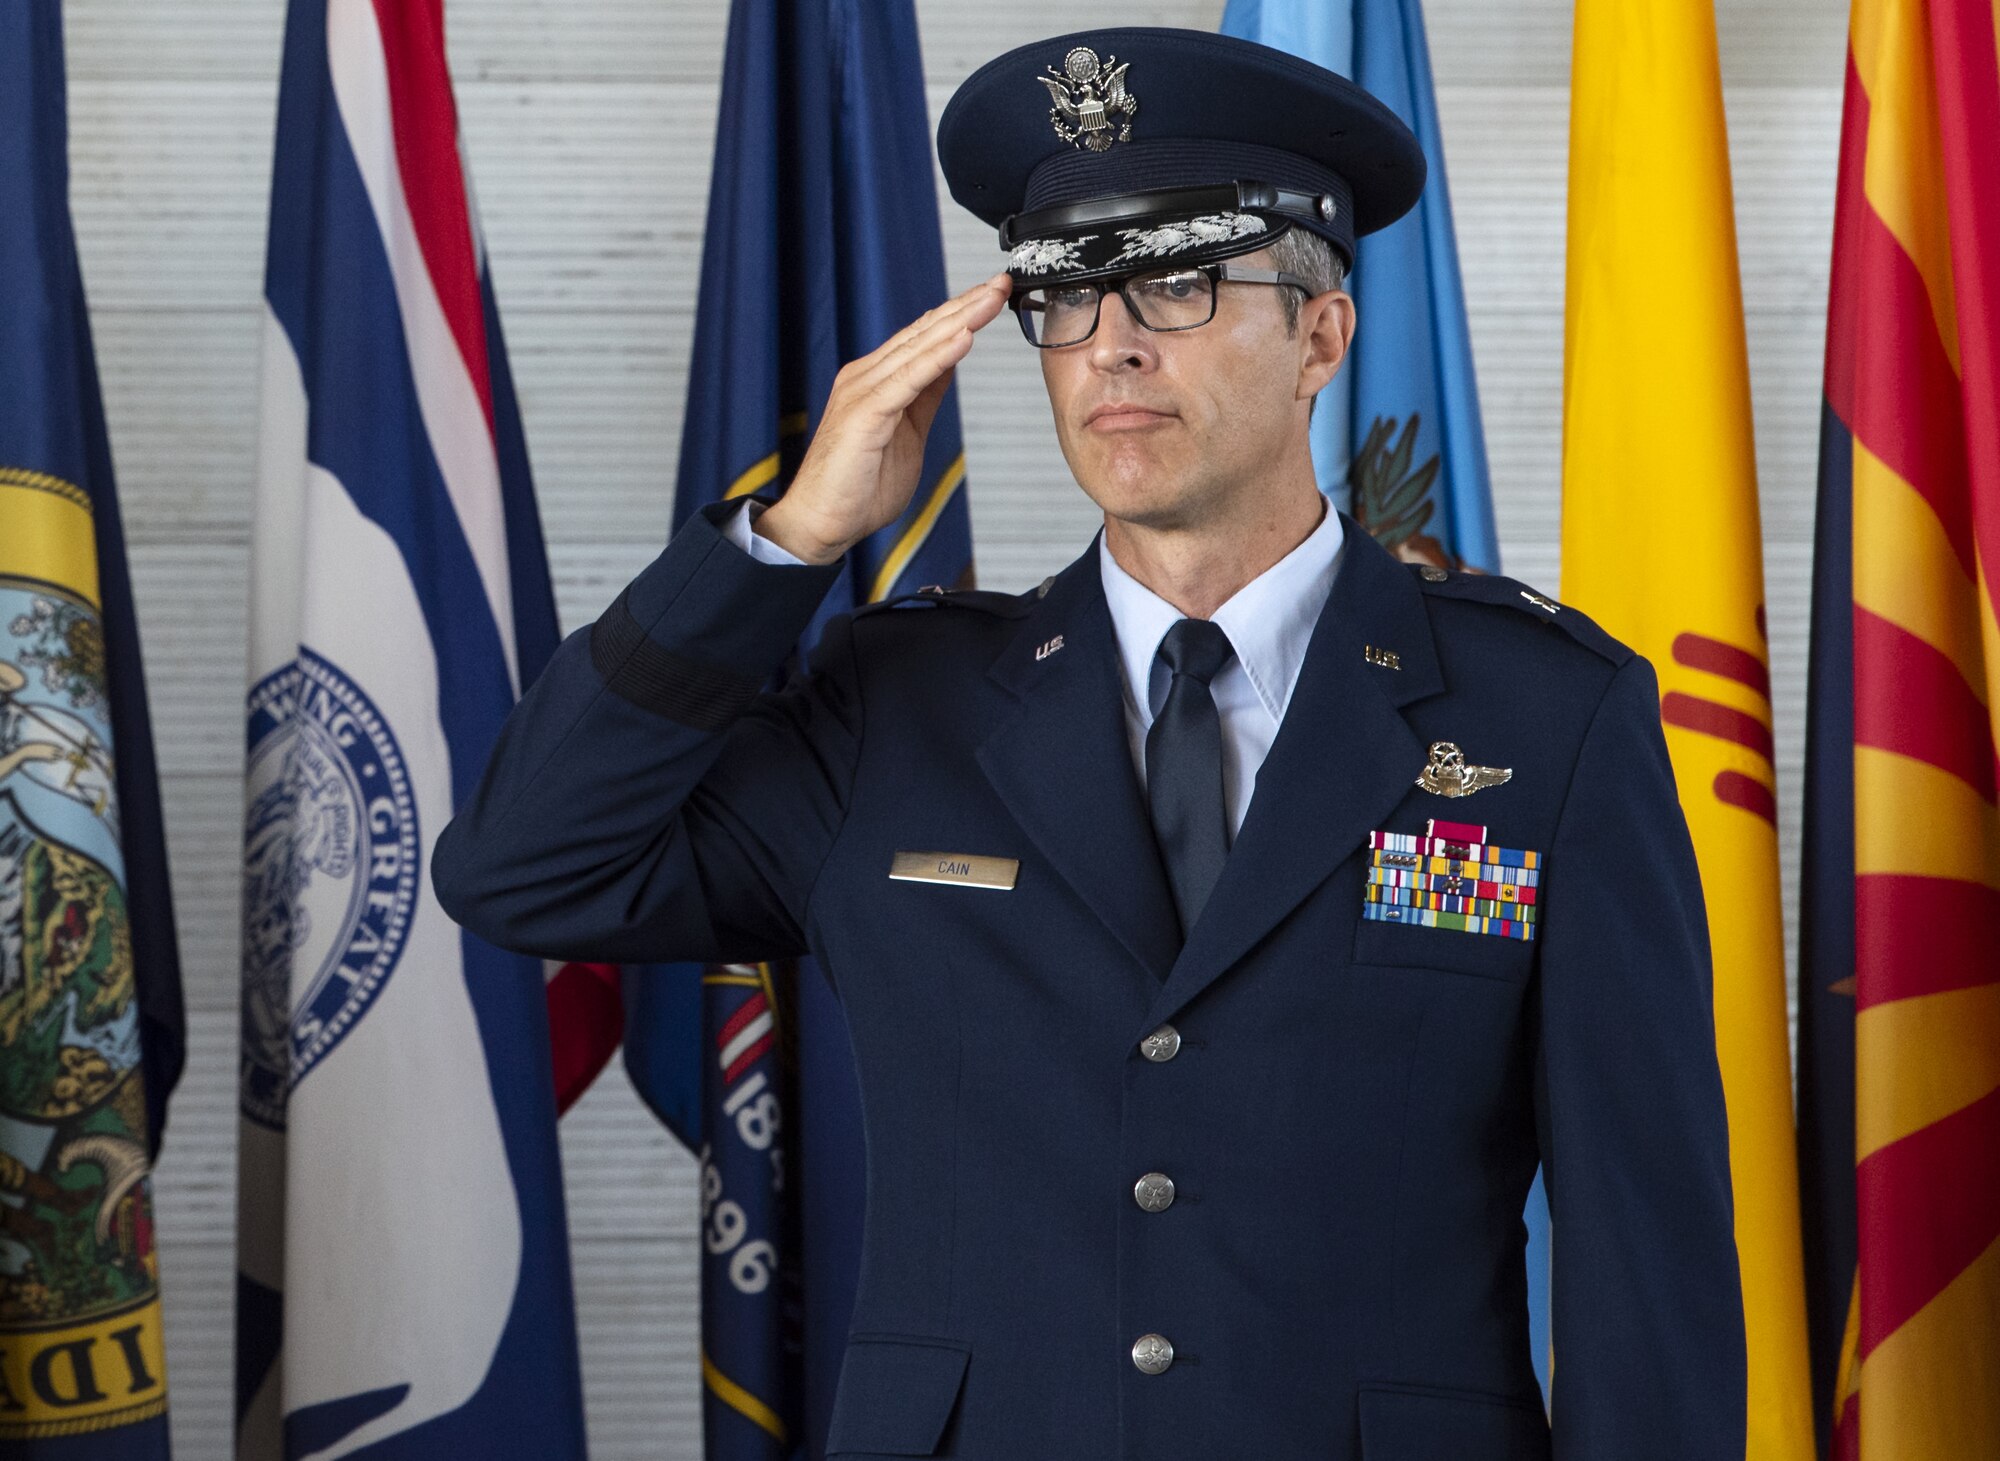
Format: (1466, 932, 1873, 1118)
(59, 0, 1845, 1453)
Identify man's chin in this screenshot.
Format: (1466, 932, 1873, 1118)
(1076, 475, 1201, 532)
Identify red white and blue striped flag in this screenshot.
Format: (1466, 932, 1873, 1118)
(235, 1, 587, 1456)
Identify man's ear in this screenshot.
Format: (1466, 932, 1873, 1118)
(1297, 290, 1355, 403)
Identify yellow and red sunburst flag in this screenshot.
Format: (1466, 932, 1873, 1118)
(1559, 2, 1815, 1456)
(1797, 0, 2000, 1454)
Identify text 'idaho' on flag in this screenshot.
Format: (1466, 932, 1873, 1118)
(235, 0, 587, 1457)
(1, 2, 186, 1455)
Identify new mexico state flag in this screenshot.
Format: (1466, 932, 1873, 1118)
(1560, 3, 1813, 1457)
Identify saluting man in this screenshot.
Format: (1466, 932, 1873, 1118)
(435, 27, 1744, 1460)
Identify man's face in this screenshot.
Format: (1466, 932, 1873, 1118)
(1036, 245, 1351, 533)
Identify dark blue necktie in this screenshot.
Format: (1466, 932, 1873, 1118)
(1145, 618, 1236, 936)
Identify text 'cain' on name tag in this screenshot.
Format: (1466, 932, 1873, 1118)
(887, 850, 1020, 890)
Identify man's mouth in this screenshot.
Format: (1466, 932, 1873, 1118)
(1084, 403, 1176, 431)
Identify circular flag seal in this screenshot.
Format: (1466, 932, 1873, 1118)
(239, 648, 419, 1131)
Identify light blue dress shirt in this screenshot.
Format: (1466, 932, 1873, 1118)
(723, 495, 1346, 840)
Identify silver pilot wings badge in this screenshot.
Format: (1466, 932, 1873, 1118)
(1040, 48, 1138, 152)
(1415, 741, 1513, 798)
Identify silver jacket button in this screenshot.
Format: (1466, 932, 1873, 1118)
(1419, 565, 1449, 582)
(1131, 1332, 1175, 1375)
(1133, 1172, 1176, 1212)
(1139, 1024, 1181, 1061)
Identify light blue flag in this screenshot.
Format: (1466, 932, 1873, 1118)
(1220, 0, 1544, 1399)
(1217, 2, 1353, 500)
(1349, 0, 1500, 573)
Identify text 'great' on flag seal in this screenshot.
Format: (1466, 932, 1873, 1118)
(240, 648, 419, 1131)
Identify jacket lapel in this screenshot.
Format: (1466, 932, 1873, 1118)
(977, 540, 1182, 983)
(1141, 520, 1447, 1032)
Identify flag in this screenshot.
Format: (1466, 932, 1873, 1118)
(1219, 0, 1534, 1394)
(235, 0, 588, 1455)
(1218, 1, 1355, 499)
(1344, 0, 1499, 575)
(632, 3, 975, 1455)
(1560, 1, 1814, 1456)
(0, 1, 185, 1453)
(1798, 0, 2000, 1452)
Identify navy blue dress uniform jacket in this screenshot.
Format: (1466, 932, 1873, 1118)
(433, 500, 1747, 1460)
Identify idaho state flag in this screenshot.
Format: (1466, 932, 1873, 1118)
(0, 2, 185, 1453)
(1799, 0, 2000, 1452)
(1560, 1, 1814, 1456)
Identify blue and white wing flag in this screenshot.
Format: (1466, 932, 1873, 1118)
(235, 1, 586, 1457)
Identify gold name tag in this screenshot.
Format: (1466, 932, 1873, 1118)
(888, 850, 1019, 890)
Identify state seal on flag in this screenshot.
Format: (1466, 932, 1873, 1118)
(240, 649, 418, 1130)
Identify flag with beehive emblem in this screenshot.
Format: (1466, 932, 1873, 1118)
(546, 3, 978, 1457)
(1560, 1, 1815, 1456)
(1798, 0, 2000, 1452)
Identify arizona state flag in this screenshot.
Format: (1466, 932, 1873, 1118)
(1560, 2, 1814, 1456)
(1799, 0, 2000, 1453)
(0, 1, 185, 1453)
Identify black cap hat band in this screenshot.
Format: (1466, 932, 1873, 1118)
(999, 180, 1346, 251)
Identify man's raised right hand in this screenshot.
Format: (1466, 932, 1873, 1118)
(751, 272, 1013, 566)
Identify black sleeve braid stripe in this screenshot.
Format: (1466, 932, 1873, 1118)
(589, 589, 762, 730)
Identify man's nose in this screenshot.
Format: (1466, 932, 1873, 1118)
(1088, 289, 1156, 370)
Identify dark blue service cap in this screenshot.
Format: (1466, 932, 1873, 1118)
(937, 28, 1425, 286)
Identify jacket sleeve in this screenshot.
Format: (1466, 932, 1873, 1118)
(431, 499, 854, 966)
(1534, 653, 1747, 1457)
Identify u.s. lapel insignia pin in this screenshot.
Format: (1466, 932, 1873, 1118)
(1415, 741, 1512, 798)
(1364, 644, 1401, 670)
(1035, 634, 1065, 661)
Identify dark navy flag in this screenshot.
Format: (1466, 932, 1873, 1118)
(0, 1, 184, 1453)
(613, 2, 976, 1457)
(235, 0, 586, 1456)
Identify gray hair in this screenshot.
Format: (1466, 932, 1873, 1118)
(1267, 225, 1345, 334)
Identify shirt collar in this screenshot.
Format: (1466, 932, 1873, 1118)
(1096, 495, 1346, 723)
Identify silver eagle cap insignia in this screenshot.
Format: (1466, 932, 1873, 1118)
(1415, 741, 1513, 798)
(1040, 47, 1138, 152)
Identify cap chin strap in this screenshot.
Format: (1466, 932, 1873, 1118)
(997, 180, 1337, 248)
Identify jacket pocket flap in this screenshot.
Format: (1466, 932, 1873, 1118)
(825, 1335, 971, 1457)
(1359, 1384, 1549, 1461)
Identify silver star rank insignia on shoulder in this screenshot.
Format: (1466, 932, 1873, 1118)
(1415, 741, 1513, 798)
(1040, 47, 1138, 152)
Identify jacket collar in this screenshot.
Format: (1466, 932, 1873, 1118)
(979, 534, 1183, 982)
(978, 516, 1445, 1012)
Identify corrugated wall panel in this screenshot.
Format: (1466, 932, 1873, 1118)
(55, 1, 1845, 1455)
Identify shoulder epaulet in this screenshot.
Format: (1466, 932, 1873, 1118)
(851, 582, 1041, 621)
(1406, 563, 1632, 666)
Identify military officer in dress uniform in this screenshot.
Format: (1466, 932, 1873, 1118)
(434, 27, 1745, 1460)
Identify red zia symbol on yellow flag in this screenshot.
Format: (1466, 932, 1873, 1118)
(1658, 609, 1776, 824)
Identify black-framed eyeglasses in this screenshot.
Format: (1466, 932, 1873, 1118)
(1011, 262, 1317, 348)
